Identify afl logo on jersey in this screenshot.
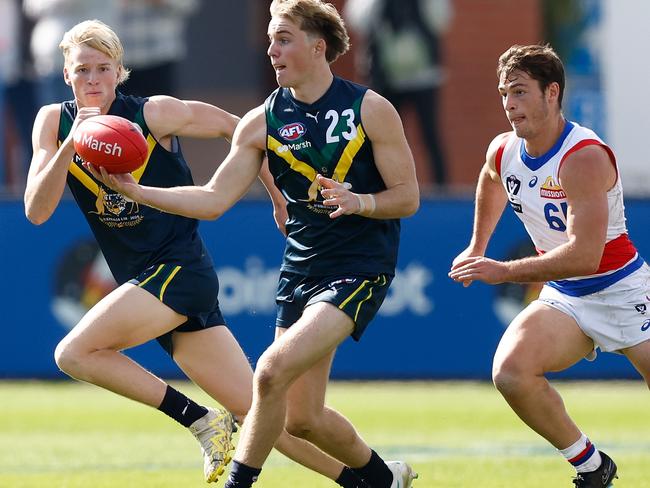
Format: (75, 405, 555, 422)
(279, 122, 306, 141)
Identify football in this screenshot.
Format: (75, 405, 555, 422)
(73, 115, 148, 173)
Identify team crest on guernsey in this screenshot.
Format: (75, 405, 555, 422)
(540, 176, 566, 199)
(278, 122, 306, 141)
(90, 187, 143, 228)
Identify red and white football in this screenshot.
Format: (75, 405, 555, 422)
(73, 115, 148, 173)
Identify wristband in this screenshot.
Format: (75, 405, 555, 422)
(355, 193, 376, 216)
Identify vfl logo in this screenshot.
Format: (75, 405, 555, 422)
(505, 175, 523, 213)
(642, 319, 650, 332)
(540, 176, 566, 199)
(635, 304, 647, 315)
(278, 122, 306, 141)
(506, 175, 521, 196)
(528, 175, 538, 188)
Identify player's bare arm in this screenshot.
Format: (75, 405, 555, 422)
(449, 132, 510, 286)
(533, 144, 614, 275)
(144, 95, 240, 143)
(358, 89, 419, 218)
(319, 90, 419, 219)
(88, 106, 267, 220)
(455, 132, 511, 260)
(450, 144, 615, 285)
(492, 144, 613, 283)
(259, 157, 288, 235)
(25, 104, 100, 224)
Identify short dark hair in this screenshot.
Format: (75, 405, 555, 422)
(497, 44, 565, 107)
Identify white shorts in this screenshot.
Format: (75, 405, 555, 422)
(537, 263, 650, 357)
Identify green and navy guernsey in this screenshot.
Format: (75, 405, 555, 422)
(58, 92, 215, 285)
(265, 76, 400, 277)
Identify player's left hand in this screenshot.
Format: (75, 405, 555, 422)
(317, 174, 358, 219)
(83, 162, 140, 200)
(448, 256, 509, 285)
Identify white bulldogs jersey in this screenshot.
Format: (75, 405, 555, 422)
(496, 120, 643, 296)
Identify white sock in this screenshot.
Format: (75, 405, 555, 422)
(559, 433, 602, 473)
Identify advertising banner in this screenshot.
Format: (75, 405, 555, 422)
(1, 199, 647, 379)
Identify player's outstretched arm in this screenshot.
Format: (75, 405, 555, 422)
(88, 106, 267, 220)
(25, 105, 101, 225)
(144, 95, 240, 141)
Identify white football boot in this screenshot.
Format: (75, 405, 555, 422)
(189, 407, 236, 483)
(386, 460, 418, 488)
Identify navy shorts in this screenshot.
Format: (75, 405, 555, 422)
(276, 271, 392, 341)
(128, 262, 226, 356)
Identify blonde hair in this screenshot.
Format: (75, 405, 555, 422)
(270, 0, 350, 63)
(59, 20, 130, 84)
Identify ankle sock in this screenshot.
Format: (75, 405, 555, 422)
(351, 450, 393, 488)
(336, 465, 369, 487)
(157, 385, 208, 427)
(224, 460, 261, 488)
(560, 433, 602, 473)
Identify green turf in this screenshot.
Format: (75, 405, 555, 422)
(1, 380, 649, 487)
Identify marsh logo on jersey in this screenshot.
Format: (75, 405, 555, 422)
(277, 140, 312, 154)
(278, 122, 306, 141)
(540, 176, 566, 199)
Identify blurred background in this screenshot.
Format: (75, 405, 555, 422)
(1, 0, 649, 381)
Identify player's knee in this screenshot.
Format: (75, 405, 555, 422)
(254, 357, 288, 397)
(285, 413, 319, 439)
(53, 338, 83, 377)
(492, 356, 526, 395)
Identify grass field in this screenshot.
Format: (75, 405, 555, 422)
(1, 380, 649, 487)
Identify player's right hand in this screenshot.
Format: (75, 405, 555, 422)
(66, 107, 101, 150)
(70, 107, 101, 134)
(450, 247, 483, 287)
(449, 255, 508, 286)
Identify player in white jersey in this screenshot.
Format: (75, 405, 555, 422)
(450, 44, 650, 487)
